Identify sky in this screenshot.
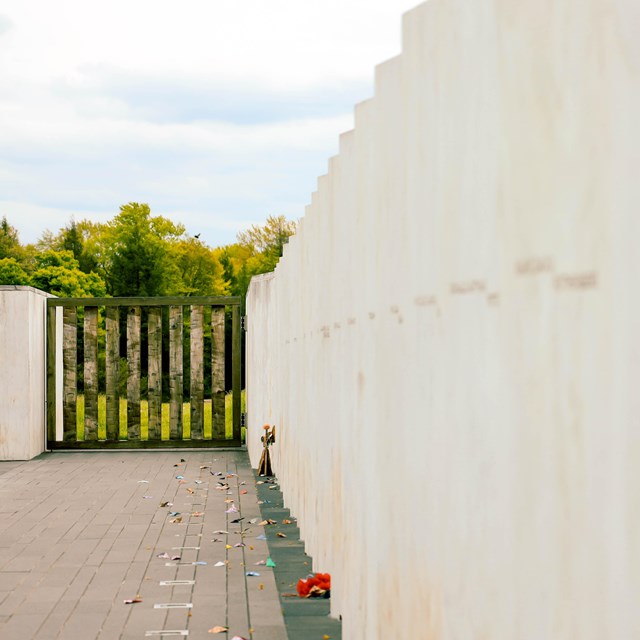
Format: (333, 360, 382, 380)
(0, 0, 421, 248)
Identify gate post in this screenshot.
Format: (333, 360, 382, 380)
(0, 286, 52, 460)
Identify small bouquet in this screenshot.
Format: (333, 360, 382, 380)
(296, 572, 331, 598)
(258, 424, 275, 476)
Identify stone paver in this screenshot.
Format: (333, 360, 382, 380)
(0, 450, 287, 639)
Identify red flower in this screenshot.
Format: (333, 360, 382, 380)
(296, 573, 331, 598)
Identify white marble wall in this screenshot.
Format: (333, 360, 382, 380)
(246, 0, 640, 637)
(0, 286, 51, 460)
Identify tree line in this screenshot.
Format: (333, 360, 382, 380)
(0, 202, 297, 300)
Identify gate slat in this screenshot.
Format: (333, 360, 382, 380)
(190, 305, 204, 439)
(211, 307, 225, 439)
(148, 307, 162, 440)
(62, 307, 77, 442)
(47, 306, 57, 443)
(169, 305, 183, 440)
(232, 305, 241, 441)
(105, 307, 120, 440)
(127, 306, 141, 439)
(83, 306, 99, 440)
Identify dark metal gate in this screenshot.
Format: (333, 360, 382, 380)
(46, 296, 242, 449)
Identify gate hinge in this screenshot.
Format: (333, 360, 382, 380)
(241, 315, 247, 331)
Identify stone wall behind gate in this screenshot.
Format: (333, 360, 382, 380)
(246, 0, 640, 637)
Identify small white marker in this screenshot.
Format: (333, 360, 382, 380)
(171, 547, 200, 550)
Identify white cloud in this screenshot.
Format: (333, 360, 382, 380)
(0, 0, 421, 247)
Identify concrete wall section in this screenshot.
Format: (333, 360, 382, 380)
(246, 0, 640, 638)
(0, 286, 51, 460)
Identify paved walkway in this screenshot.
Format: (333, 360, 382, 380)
(0, 450, 287, 640)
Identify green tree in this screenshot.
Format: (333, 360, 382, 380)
(170, 238, 229, 296)
(0, 258, 30, 285)
(103, 203, 185, 296)
(30, 250, 106, 297)
(236, 214, 297, 273)
(0, 217, 25, 262)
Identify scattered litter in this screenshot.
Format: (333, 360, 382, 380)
(200, 465, 209, 470)
(256, 535, 266, 540)
(225, 545, 232, 549)
(234, 543, 245, 548)
(248, 518, 258, 525)
(160, 501, 172, 508)
(226, 506, 238, 514)
(268, 485, 278, 490)
(214, 561, 226, 567)
(154, 603, 193, 609)
(240, 481, 246, 485)
(256, 481, 264, 485)
(143, 495, 153, 499)
(176, 476, 184, 480)
(137, 480, 150, 483)
(160, 580, 195, 586)
(211, 538, 221, 543)
(145, 631, 189, 637)
(208, 627, 228, 634)
(194, 480, 203, 485)
(180, 458, 186, 462)
(266, 558, 276, 567)
(193, 561, 207, 565)
(240, 490, 248, 495)
(171, 555, 182, 560)
(254, 560, 266, 565)
(191, 511, 204, 517)
(186, 488, 195, 495)
(170, 517, 183, 524)
(282, 519, 293, 525)
(124, 596, 142, 604)
(156, 552, 170, 559)
(213, 530, 229, 535)
(245, 572, 260, 577)
(230, 517, 244, 523)
(230, 636, 248, 640)
(224, 499, 234, 504)
(276, 532, 287, 538)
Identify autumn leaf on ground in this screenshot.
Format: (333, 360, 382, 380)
(123, 596, 142, 604)
(208, 626, 228, 633)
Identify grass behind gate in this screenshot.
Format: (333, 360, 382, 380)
(74, 391, 246, 441)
